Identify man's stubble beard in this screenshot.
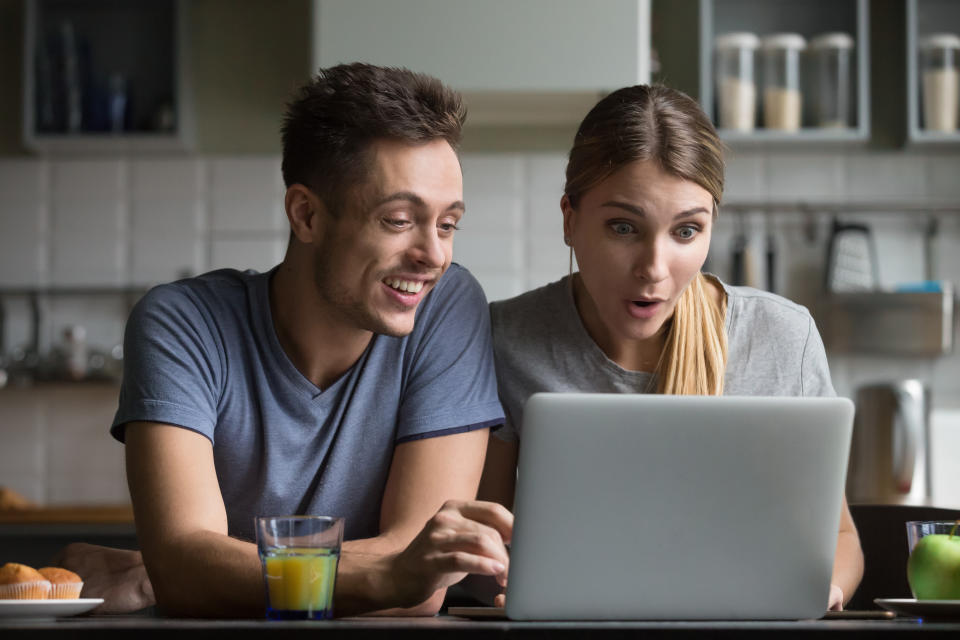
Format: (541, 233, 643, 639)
(310, 242, 413, 338)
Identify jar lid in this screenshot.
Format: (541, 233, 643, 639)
(760, 33, 807, 50)
(919, 33, 960, 50)
(809, 32, 854, 50)
(715, 32, 760, 50)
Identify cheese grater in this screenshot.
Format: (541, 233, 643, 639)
(825, 219, 878, 292)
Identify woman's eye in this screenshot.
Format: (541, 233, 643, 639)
(676, 226, 698, 240)
(610, 222, 635, 235)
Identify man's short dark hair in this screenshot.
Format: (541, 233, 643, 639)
(281, 63, 467, 216)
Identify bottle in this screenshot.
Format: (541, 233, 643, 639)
(919, 33, 960, 133)
(760, 33, 807, 131)
(809, 32, 855, 129)
(63, 325, 88, 381)
(714, 32, 760, 132)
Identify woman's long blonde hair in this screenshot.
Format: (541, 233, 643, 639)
(564, 85, 727, 395)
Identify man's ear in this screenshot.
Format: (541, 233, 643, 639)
(285, 184, 327, 244)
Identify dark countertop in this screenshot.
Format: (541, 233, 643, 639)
(2, 615, 960, 639)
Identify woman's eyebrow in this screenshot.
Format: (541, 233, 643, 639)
(600, 201, 710, 219)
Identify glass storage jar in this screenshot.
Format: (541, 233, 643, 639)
(808, 32, 854, 129)
(760, 33, 807, 131)
(714, 32, 759, 132)
(919, 33, 960, 133)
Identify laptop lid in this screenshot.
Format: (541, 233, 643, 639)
(505, 393, 854, 621)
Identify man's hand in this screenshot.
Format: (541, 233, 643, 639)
(387, 500, 512, 609)
(49, 543, 155, 614)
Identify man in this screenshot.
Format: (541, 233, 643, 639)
(58, 63, 512, 617)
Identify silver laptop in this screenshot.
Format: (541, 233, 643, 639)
(505, 393, 854, 621)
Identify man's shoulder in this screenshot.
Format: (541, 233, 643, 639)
(415, 263, 488, 318)
(137, 268, 261, 317)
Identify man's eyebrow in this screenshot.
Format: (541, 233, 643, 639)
(374, 191, 465, 212)
(601, 201, 710, 219)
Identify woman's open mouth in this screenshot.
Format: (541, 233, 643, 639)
(626, 298, 663, 319)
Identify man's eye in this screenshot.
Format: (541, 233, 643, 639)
(385, 218, 409, 229)
(438, 222, 461, 233)
(611, 222, 635, 235)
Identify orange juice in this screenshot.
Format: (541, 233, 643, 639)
(262, 547, 339, 619)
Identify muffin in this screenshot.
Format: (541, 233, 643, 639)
(0, 563, 51, 599)
(38, 567, 83, 599)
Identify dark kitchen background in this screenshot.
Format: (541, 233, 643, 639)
(0, 0, 958, 519)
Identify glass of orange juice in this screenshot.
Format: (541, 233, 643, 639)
(255, 515, 344, 620)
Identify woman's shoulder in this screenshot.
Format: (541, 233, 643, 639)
(719, 279, 815, 333)
(489, 277, 570, 335)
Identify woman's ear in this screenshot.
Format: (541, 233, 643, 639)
(561, 194, 576, 244)
(285, 184, 326, 244)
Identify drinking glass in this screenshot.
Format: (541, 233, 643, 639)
(255, 515, 344, 620)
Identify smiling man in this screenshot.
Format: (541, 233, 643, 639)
(63, 64, 512, 617)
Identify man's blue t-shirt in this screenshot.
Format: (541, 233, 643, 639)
(110, 263, 504, 542)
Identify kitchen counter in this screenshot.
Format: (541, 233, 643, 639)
(0, 506, 138, 567)
(2, 615, 960, 639)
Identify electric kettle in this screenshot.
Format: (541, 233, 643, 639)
(846, 380, 932, 505)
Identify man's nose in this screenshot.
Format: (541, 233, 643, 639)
(411, 226, 446, 269)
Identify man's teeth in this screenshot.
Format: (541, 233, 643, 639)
(385, 278, 424, 293)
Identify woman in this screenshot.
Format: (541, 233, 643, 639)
(478, 84, 863, 611)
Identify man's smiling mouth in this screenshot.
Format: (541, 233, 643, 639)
(384, 278, 425, 293)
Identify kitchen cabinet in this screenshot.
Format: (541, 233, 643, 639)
(698, 0, 870, 144)
(22, 0, 194, 153)
(907, 0, 960, 144)
(311, 0, 651, 125)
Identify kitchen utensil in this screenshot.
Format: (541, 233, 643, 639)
(824, 218, 879, 292)
(847, 380, 932, 505)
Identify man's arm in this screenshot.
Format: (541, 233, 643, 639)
(830, 495, 864, 610)
(127, 421, 510, 617)
(477, 433, 519, 511)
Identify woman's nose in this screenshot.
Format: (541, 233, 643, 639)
(633, 237, 669, 282)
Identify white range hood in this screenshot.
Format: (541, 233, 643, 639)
(311, 0, 651, 125)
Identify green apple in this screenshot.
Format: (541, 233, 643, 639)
(907, 522, 960, 600)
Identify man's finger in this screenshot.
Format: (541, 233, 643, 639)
(445, 501, 513, 543)
(432, 550, 505, 577)
(432, 530, 510, 567)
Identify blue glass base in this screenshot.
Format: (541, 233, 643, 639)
(266, 608, 333, 620)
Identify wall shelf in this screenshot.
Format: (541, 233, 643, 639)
(907, 0, 960, 144)
(22, 0, 194, 154)
(699, 0, 870, 146)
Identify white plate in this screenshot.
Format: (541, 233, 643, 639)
(875, 598, 960, 620)
(0, 598, 103, 619)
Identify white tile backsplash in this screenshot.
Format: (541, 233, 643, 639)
(51, 160, 125, 201)
(0, 202, 46, 286)
(130, 199, 205, 284)
(3, 148, 960, 506)
(845, 154, 928, 201)
(765, 153, 845, 202)
(209, 157, 284, 198)
(131, 158, 205, 199)
(925, 153, 960, 200)
(0, 160, 46, 204)
(209, 236, 286, 273)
